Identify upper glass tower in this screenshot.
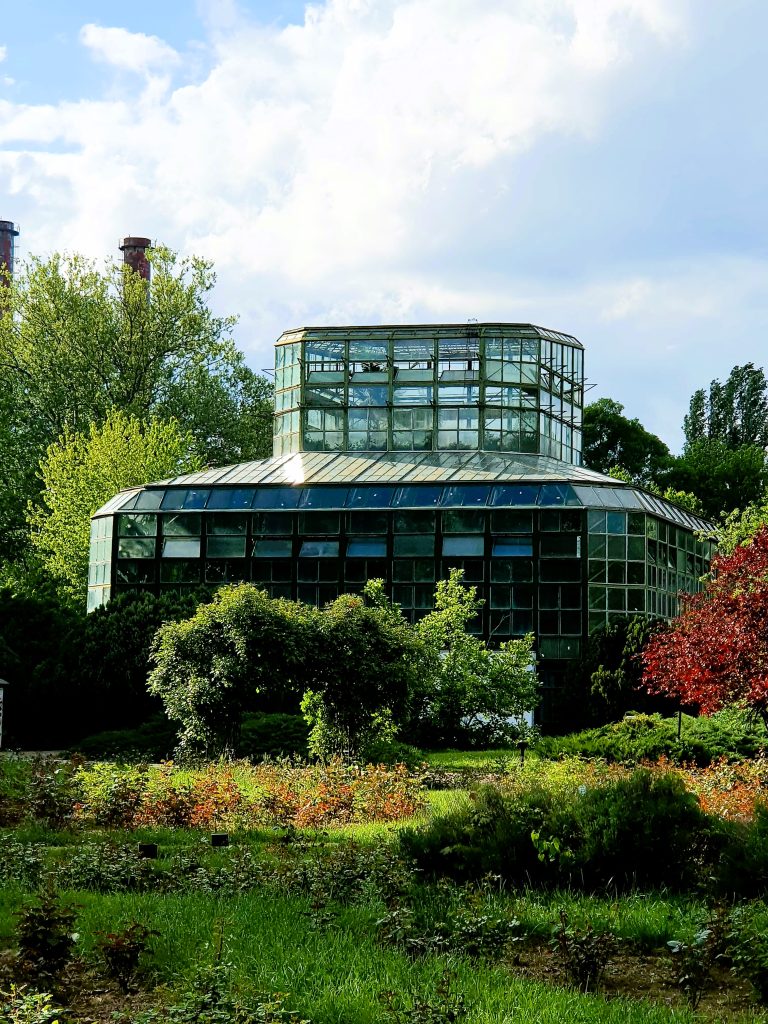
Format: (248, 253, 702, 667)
(273, 324, 584, 464)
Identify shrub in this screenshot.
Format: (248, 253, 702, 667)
(0, 985, 68, 1024)
(15, 888, 78, 983)
(238, 713, 309, 760)
(537, 709, 766, 766)
(401, 768, 710, 891)
(570, 769, 709, 890)
(711, 803, 768, 899)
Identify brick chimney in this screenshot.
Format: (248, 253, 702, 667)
(119, 236, 151, 281)
(0, 221, 19, 285)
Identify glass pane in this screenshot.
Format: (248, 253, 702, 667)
(207, 514, 248, 535)
(347, 538, 387, 558)
(347, 486, 397, 508)
(588, 510, 606, 533)
(207, 536, 247, 558)
(253, 539, 293, 558)
(627, 535, 646, 561)
(606, 511, 626, 534)
(442, 536, 484, 557)
(253, 512, 293, 535)
(442, 509, 485, 533)
(441, 485, 490, 507)
(394, 485, 443, 507)
(134, 490, 164, 510)
(207, 489, 257, 510)
(300, 487, 349, 508)
(393, 535, 435, 557)
(347, 510, 388, 533)
(394, 510, 435, 532)
(540, 535, 579, 558)
(492, 537, 533, 557)
(116, 561, 155, 584)
(252, 487, 302, 509)
(162, 513, 201, 537)
(117, 538, 154, 558)
(160, 560, 200, 583)
(491, 485, 540, 505)
(162, 537, 201, 558)
(299, 541, 340, 558)
(490, 510, 533, 532)
(299, 511, 340, 534)
(205, 560, 248, 582)
(117, 513, 157, 537)
(160, 489, 210, 510)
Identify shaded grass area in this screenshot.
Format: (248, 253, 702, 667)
(0, 885, 708, 1024)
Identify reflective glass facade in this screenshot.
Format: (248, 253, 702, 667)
(274, 324, 583, 463)
(90, 323, 714, 703)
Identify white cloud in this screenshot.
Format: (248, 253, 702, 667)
(79, 24, 180, 73)
(0, 1, 689, 359)
(0, 45, 7, 63)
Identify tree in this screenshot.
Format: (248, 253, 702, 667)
(716, 495, 768, 555)
(582, 399, 671, 485)
(684, 364, 768, 450)
(149, 585, 317, 756)
(28, 411, 202, 602)
(415, 569, 539, 745)
(642, 526, 768, 729)
(607, 467, 703, 515)
(0, 247, 273, 562)
(661, 439, 768, 519)
(301, 583, 429, 760)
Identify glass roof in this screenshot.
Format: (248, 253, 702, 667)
(93, 451, 712, 532)
(276, 322, 583, 350)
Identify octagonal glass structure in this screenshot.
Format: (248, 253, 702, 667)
(90, 323, 713, 708)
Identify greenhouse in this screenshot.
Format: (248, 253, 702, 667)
(90, 323, 713, 688)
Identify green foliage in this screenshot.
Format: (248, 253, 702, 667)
(0, 246, 272, 567)
(667, 907, 729, 1009)
(711, 803, 768, 900)
(537, 709, 767, 766)
(414, 570, 539, 746)
(0, 587, 204, 747)
(727, 903, 768, 1004)
(401, 768, 710, 892)
(28, 410, 201, 602)
(557, 616, 666, 729)
(133, 960, 311, 1024)
(684, 363, 768, 451)
(301, 586, 427, 761)
(582, 399, 671, 484)
(95, 920, 158, 993)
(550, 911, 617, 992)
(380, 971, 468, 1024)
(15, 887, 78, 983)
(0, 986, 68, 1024)
(716, 495, 768, 555)
(149, 585, 316, 756)
(661, 438, 768, 519)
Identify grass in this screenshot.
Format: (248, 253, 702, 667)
(0, 886, 706, 1024)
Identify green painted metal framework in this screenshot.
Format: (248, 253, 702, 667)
(89, 323, 713, 689)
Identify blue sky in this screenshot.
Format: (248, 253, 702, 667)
(2, 0, 768, 451)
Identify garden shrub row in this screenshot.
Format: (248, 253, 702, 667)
(400, 768, 768, 898)
(536, 709, 766, 766)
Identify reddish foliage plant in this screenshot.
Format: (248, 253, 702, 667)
(642, 526, 768, 727)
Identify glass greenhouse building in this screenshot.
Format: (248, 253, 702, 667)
(90, 323, 713, 693)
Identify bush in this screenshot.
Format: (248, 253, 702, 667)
(537, 709, 766, 766)
(238, 713, 309, 760)
(712, 803, 768, 899)
(570, 769, 708, 890)
(401, 768, 710, 891)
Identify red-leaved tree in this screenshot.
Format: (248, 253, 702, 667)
(642, 526, 768, 728)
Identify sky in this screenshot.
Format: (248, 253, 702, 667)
(2, 0, 767, 453)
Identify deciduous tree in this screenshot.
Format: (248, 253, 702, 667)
(28, 411, 201, 602)
(642, 527, 768, 728)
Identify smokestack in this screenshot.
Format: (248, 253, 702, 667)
(0, 221, 19, 285)
(119, 236, 151, 282)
